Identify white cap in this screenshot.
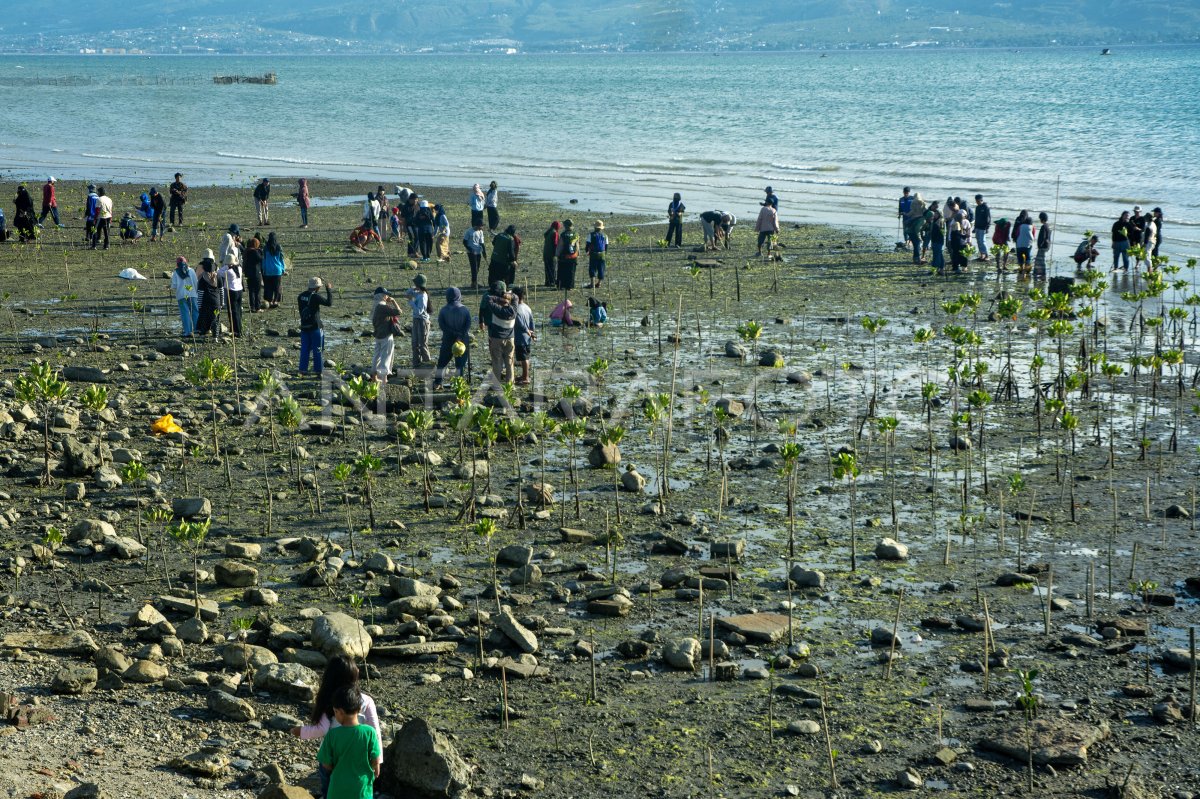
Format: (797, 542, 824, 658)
(1133, 205, 1142, 212)
(48, 176, 56, 183)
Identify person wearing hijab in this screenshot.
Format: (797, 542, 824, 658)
(433, 287, 472, 388)
(485, 181, 500, 232)
(666, 192, 685, 248)
(434, 204, 451, 262)
(195, 249, 224, 340)
(542, 221, 560, 287)
(262, 232, 287, 308)
(415, 199, 435, 261)
(556, 219, 579, 290)
(297, 178, 311, 228)
(489, 224, 519, 286)
(12, 185, 36, 242)
(469, 184, 485, 229)
(905, 192, 928, 264)
(243, 234, 264, 313)
(170, 256, 199, 336)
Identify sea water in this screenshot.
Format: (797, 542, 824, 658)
(1, 48, 1197, 260)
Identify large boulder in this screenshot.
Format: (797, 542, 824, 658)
(172, 497, 212, 519)
(254, 663, 318, 701)
(663, 638, 702, 670)
(215, 560, 259, 588)
(587, 443, 621, 468)
(379, 718, 471, 798)
(495, 609, 538, 654)
(207, 689, 256, 722)
(875, 538, 910, 561)
(311, 612, 372, 659)
(61, 437, 101, 476)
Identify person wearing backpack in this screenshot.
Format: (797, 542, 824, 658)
(556, 219, 580, 291)
(297, 276, 333, 376)
(586, 220, 608, 289)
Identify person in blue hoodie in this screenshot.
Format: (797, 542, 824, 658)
(137, 192, 153, 220)
(84, 184, 99, 243)
(433, 287, 472, 389)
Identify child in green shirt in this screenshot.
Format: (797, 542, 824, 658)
(316, 686, 382, 799)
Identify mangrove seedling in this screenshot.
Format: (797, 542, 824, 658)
(832, 451, 861, 571)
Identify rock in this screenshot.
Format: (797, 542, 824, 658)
(508, 564, 542, 584)
(715, 397, 745, 417)
(379, 718, 471, 799)
(123, 659, 168, 683)
(710, 539, 745, 562)
(155, 339, 188, 356)
(389, 577, 442, 598)
(587, 442, 622, 468)
(388, 595, 440, 618)
(244, 588, 279, 607)
(51, 664, 98, 695)
(253, 663, 318, 700)
(1153, 700, 1186, 725)
(979, 719, 1111, 766)
(758, 349, 784, 367)
(257, 786, 315, 799)
(524, 482, 554, 505)
(208, 689, 256, 722)
(496, 544, 533, 567)
(94, 466, 123, 490)
(663, 638, 702, 670)
(157, 594, 220, 621)
(260, 345, 289, 359)
(932, 747, 957, 766)
(224, 643, 278, 670)
(789, 566, 825, 588)
(896, 768, 923, 790)
(871, 627, 900, 648)
(559, 527, 595, 545)
(1, 630, 98, 656)
(716, 612, 791, 643)
(176, 617, 208, 644)
(496, 610, 539, 653)
(170, 750, 229, 778)
(106, 535, 146, 560)
(875, 538, 909, 561)
(587, 596, 632, 617)
(1164, 504, 1190, 519)
(786, 371, 813, 386)
(172, 496, 211, 519)
(1163, 648, 1200, 670)
(371, 642, 459, 658)
(70, 518, 116, 544)
(949, 435, 972, 451)
(311, 612, 372, 659)
(787, 719, 821, 735)
(94, 645, 133, 674)
(65, 482, 86, 501)
(620, 466, 646, 493)
(996, 572, 1037, 587)
(64, 784, 109, 799)
(215, 560, 259, 588)
(955, 615, 987, 632)
(1097, 617, 1147, 636)
(61, 437, 102, 475)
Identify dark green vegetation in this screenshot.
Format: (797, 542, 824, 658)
(0, 179, 1198, 798)
(5, 0, 1198, 53)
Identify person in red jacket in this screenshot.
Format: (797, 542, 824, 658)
(37, 177, 64, 228)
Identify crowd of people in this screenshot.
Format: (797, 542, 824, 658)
(897, 186, 1167, 276)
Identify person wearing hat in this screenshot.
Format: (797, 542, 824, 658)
(488, 224, 519, 287)
(84, 184, 99, 243)
(666, 193, 685, 248)
(555, 219, 579, 291)
(433, 287, 472, 388)
(297, 276, 333, 375)
(170, 256, 199, 336)
(479, 281, 517, 385)
(169, 172, 188, 227)
(37, 177, 64, 229)
(585, 220, 608, 290)
(370, 286, 403, 384)
(405, 274, 432, 369)
(254, 177, 271, 226)
(754, 198, 779, 258)
(195, 249, 225, 339)
(149, 188, 166, 241)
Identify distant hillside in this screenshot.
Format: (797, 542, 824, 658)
(2, 0, 1198, 52)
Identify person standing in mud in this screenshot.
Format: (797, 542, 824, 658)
(37, 177, 63, 229)
(489, 225, 519, 287)
(194, 249, 224, 340)
(433, 287, 472, 389)
(485, 181, 500, 232)
(463, 222, 486, 289)
(149, 188, 166, 241)
(254, 177, 271, 226)
(91, 186, 113, 250)
(406, 273, 432, 369)
(169, 172, 187, 227)
(296, 178, 311, 229)
(297, 276, 333, 376)
(243, 234, 264, 313)
(261, 232, 287, 308)
(171, 256, 199, 336)
(666, 193, 685, 248)
(542, 221, 560, 287)
(12, 185, 36, 243)
(556, 219, 579, 291)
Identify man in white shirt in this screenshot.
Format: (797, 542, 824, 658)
(91, 187, 114, 250)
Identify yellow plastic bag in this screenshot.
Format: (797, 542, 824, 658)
(150, 414, 183, 436)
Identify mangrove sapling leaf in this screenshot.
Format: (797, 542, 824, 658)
(143, 506, 174, 588)
(497, 416, 532, 528)
(15, 363, 70, 486)
(185, 355, 234, 471)
(558, 418, 588, 519)
(474, 518, 500, 611)
(352, 451, 384, 536)
(275, 397, 304, 491)
(832, 452, 861, 571)
(403, 409, 435, 510)
(169, 518, 211, 619)
(119, 460, 149, 544)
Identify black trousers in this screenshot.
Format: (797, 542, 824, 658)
(170, 201, 184, 224)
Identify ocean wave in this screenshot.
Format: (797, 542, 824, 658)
(215, 150, 388, 170)
(80, 151, 163, 163)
